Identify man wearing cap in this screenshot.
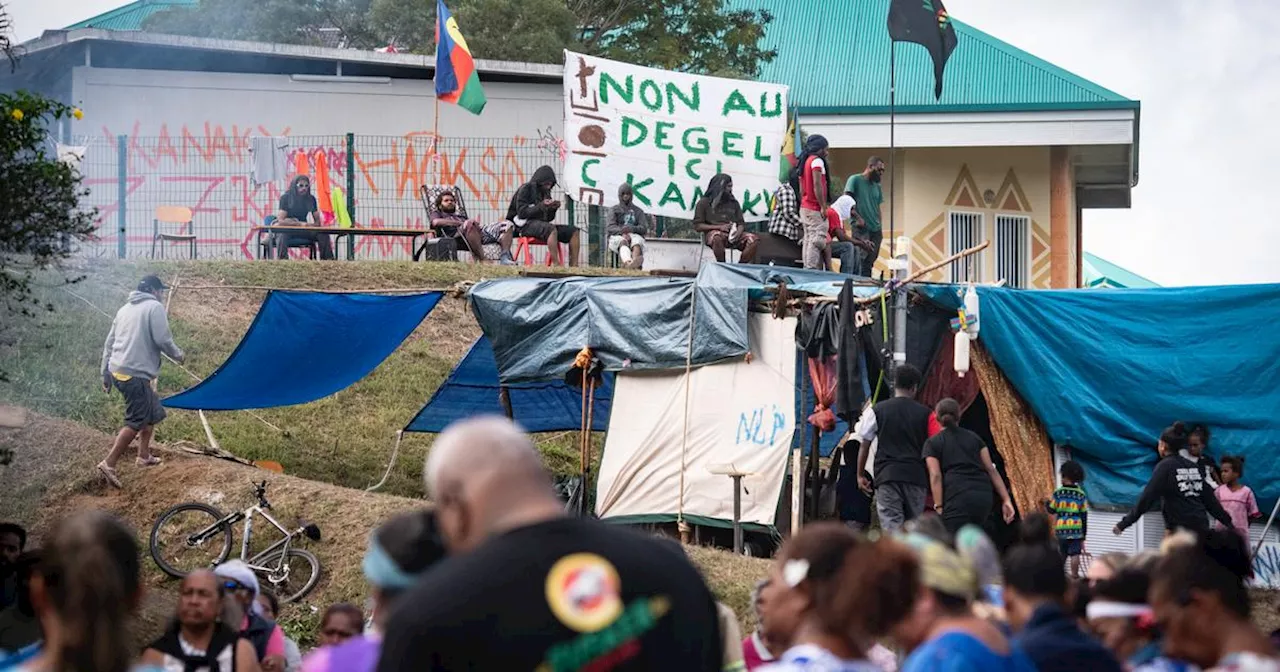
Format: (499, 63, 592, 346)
(97, 274, 184, 488)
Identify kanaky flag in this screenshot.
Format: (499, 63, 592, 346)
(888, 0, 959, 99)
(435, 0, 486, 115)
(778, 114, 797, 182)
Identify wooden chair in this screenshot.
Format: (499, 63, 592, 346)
(151, 206, 197, 259)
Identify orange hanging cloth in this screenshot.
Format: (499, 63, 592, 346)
(313, 150, 335, 224)
(294, 150, 310, 177)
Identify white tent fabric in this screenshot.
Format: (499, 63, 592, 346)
(596, 313, 796, 525)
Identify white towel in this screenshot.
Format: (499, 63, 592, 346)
(250, 136, 290, 187)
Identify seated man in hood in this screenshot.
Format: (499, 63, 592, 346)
(429, 189, 515, 265)
(606, 183, 650, 269)
(505, 166, 580, 266)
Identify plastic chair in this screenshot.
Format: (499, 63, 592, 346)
(151, 206, 197, 259)
(513, 236, 569, 266)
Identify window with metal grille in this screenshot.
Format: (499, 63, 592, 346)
(948, 211, 984, 283)
(995, 214, 1031, 288)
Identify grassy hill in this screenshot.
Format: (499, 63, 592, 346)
(0, 259, 621, 498)
(0, 410, 769, 647)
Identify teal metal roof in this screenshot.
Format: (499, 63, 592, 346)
(65, 0, 197, 31)
(1083, 253, 1159, 289)
(729, 0, 1138, 113)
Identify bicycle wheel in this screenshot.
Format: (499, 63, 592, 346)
(257, 548, 321, 604)
(150, 503, 233, 579)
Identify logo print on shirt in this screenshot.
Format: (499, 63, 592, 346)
(1175, 467, 1204, 497)
(545, 553, 624, 633)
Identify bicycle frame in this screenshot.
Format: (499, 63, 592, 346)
(188, 505, 301, 574)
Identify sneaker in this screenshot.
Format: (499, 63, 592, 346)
(499, 252, 517, 266)
(96, 461, 123, 488)
(136, 455, 162, 467)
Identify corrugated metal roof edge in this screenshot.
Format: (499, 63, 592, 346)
(951, 18, 1136, 104)
(65, 0, 197, 30)
(797, 99, 1141, 115)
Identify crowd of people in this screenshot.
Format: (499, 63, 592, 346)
(259, 142, 890, 273)
(2, 410, 1278, 672)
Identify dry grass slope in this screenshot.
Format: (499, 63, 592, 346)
(0, 259, 623, 498)
(0, 411, 770, 646)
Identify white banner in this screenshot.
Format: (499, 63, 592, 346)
(562, 50, 789, 222)
(595, 313, 795, 525)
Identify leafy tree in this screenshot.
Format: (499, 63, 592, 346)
(145, 0, 776, 76)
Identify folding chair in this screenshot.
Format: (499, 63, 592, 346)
(151, 206, 197, 259)
(418, 184, 500, 262)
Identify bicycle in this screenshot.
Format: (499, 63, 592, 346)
(149, 480, 323, 604)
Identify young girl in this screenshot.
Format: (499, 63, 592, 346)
(1215, 456, 1261, 542)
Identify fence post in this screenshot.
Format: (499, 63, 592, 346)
(345, 133, 356, 261)
(117, 134, 128, 259)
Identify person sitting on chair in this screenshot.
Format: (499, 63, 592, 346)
(270, 175, 334, 260)
(429, 190, 515, 265)
(506, 165, 580, 266)
(693, 173, 758, 264)
(606, 183, 650, 269)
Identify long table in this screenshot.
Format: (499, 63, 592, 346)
(250, 226, 431, 261)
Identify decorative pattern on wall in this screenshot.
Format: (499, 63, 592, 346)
(910, 164, 1051, 288)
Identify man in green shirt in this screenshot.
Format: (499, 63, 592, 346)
(844, 156, 886, 277)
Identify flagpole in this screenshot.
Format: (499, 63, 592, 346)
(888, 39, 896, 259)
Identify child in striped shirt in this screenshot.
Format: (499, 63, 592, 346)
(1046, 460, 1089, 579)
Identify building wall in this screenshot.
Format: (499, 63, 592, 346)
(67, 67, 573, 260)
(827, 145, 1079, 288)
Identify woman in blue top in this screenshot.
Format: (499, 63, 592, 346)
(892, 532, 1036, 672)
(757, 523, 918, 672)
(10, 511, 164, 672)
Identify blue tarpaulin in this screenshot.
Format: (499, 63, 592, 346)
(696, 263, 884, 299)
(972, 284, 1280, 509)
(164, 291, 442, 411)
(469, 276, 748, 384)
(404, 336, 613, 433)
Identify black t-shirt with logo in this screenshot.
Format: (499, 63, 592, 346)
(376, 517, 723, 672)
(871, 396, 931, 486)
(1118, 453, 1234, 533)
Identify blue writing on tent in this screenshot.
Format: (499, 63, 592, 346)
(737, 404, 786, 446)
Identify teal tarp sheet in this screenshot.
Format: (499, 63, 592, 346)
(973, 284, 1280, 510)
(469, 276, 748, 384)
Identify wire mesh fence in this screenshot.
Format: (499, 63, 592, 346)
(75, 133, 600, 263)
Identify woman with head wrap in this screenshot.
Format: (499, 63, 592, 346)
(892, 532, 1035, 672)
(693, 174, 758, 263)
(302, 509, 448, 672)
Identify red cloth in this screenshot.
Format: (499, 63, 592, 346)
(918, 331, 981, 413)
(928, 412, 942, 438)
(824, 208, 842, 237)
(807, 356, 838, 431)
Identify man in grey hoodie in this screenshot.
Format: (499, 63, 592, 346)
(97, 274, 185, 488)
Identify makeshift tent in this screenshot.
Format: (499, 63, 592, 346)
(953, 283, 1280, 509)
(403, 336, 613, 433)
(596, 313, 795, 526)
(694, 263, 883, 299)
(164, 291, 442, 410)
(469, 276, 749, 384)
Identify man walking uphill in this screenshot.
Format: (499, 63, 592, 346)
(98, 274, 184, 488)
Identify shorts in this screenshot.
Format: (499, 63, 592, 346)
(607, 234, 646, 252)
(1058, 538, 1083, 557)
(518, 220, 577, 243)
(114, 376, 167, 430)
(703, 230, 759, 250)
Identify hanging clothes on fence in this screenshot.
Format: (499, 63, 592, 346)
(294, 150, 310, 177)
(250, 137, 290, 187)
(835, 279, 869, 422)
(313, 150, 335, 224)
(331, 186, 352, 228)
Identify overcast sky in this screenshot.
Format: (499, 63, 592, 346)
(6, 0, 1278, 286)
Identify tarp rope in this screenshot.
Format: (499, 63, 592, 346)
(678, 276, 700, 540)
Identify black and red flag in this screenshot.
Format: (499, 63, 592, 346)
(888, 0, 959, 99)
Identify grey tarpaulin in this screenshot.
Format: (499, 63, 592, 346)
(469, 275, 749, 384)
